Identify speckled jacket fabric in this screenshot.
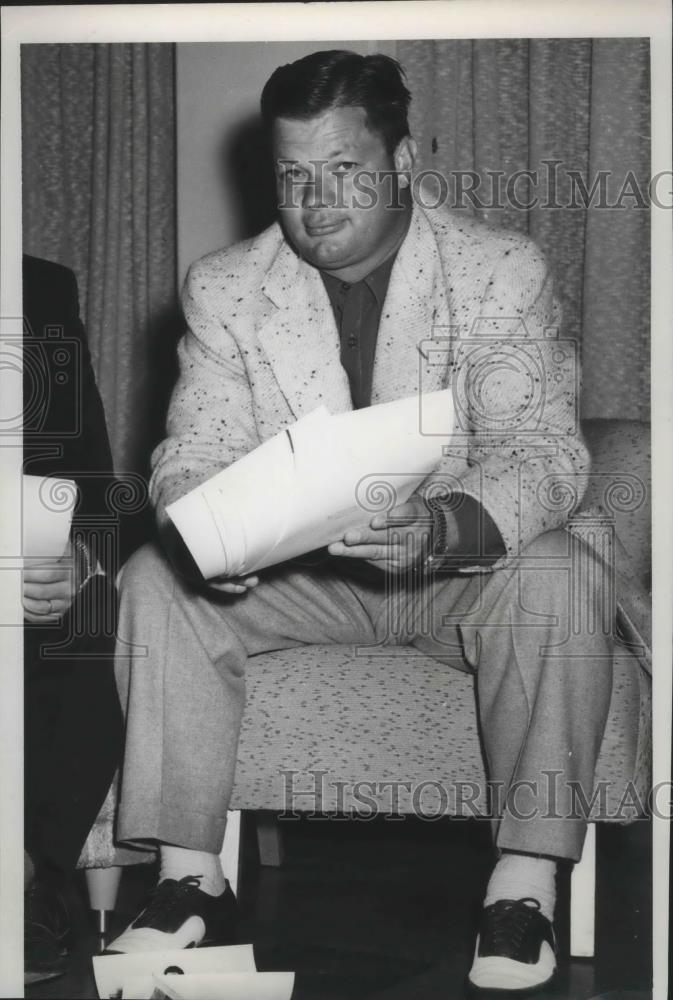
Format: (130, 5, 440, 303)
(150, 204, 588, 570)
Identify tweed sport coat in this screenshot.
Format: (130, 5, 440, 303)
(150, 204, 589, 573)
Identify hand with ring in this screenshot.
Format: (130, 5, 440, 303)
(22, 539, 79, 624)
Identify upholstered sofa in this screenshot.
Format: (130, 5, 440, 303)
(79, 418, 651, 956)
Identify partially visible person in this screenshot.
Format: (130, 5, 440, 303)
(22, 255, 124, 984)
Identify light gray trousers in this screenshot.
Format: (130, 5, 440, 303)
(114, 527, 631, 862)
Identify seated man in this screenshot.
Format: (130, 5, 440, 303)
(109, 51, 640, 994)
(23, 255, 124, 983)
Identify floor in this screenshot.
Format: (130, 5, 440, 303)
(26, 814, 652, 1000)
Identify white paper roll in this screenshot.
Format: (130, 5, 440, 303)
(166, 390, 454, 580)
(22, 475, 78, 559)
(93, 944, 257, 1000)
(153, 971, 295, 1000)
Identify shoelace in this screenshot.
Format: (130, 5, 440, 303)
(134, 875, 204, 928)
(487, 897, 541, 951)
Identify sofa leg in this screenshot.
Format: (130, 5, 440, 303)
(256, 812, 284, 867)
(570, 824, 596, 958)
(219, 809, 242, 897)
(84, 866, 123, 936)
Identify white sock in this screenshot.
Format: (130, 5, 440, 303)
(159, 845, 226, 897)
(484, 853, 556, 923)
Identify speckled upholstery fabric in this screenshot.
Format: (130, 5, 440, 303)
(78, 420, 650, 866)
(230, 642, 650, 821)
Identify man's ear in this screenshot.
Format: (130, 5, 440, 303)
(394, 135, 417, 188)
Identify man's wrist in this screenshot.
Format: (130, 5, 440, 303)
(424, 496, 505, 572)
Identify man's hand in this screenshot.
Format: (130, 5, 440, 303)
(207, 575, 260, 595)
(327, 495, 432, 573)
(22, 539, 79, 624)
(160, 520, 259, 595)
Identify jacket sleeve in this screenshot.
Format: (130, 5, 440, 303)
(431, 239, 590, 572)
(149, 262, 260, 528)
(22, 258, 120, 573)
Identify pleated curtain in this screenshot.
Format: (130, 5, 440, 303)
(21, 43, 178, 475)
(398, 38, 650, 421)
(21, 38, 650, 477)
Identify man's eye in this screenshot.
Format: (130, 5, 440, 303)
(279, 166, 307, 182)
(333, 162, 357, 174)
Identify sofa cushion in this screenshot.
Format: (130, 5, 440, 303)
(231, 642, 650, 822)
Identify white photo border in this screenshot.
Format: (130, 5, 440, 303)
(2, 3, 671, 996)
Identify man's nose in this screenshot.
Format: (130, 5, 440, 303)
(302, 164, 333, 210)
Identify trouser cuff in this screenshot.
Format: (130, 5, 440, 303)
(496, 813, 587, 863)
(118, 799, 228, 855)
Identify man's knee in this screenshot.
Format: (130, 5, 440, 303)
(520, 527, 570, 561)
(521, 527, 608, 592)
(119, 542, 175, 600)
(510, 530, 573, 608)
(517, 527, 613, 638)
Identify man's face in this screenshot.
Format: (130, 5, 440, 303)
(272, 106, 415, 281)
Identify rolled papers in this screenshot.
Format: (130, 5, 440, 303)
(166, 389, 454, 580)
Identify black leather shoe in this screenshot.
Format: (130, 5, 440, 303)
(24, 881, 70, 984)
(467, 898, 556, 994)
(105, 875, 238, 954)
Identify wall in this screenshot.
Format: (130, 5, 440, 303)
(176, 40, 396, 286)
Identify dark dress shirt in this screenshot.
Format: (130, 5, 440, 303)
(319, 252, 397, 410)
(318, 248, 504, 565)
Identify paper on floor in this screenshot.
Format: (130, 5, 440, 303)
(93, 944, 256, 999)
(151, 971, 295, 1000)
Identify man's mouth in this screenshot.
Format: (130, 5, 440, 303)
(303, 218, 346, 237)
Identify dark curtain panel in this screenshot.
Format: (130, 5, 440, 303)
(21, 43, 179, 476)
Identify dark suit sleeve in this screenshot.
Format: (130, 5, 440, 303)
(22, 258, 125, 872)
(23, 256, 118, 573)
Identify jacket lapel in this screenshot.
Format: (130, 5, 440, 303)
(257, 206, 451, 418)
(371, 206, 452, 404)
(258, 240, 353, 419)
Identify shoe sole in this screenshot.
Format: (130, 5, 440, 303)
(466, 969, 556, 996)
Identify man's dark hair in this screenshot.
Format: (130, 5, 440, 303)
(260, 50, 411, 154)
